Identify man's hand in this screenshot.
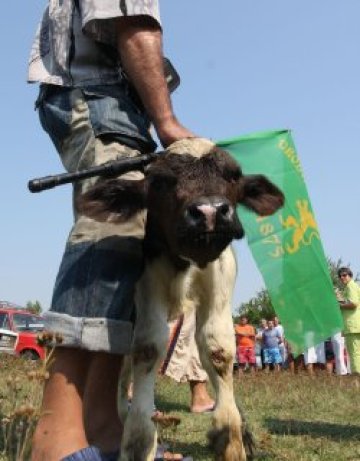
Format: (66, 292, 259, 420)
(156, 116, 195, 148)
(339, 301, 356, 310)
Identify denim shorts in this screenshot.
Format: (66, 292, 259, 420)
(37, 83, 156, 354)
(263, 347, 283, 365)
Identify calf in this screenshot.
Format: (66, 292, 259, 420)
(79, 138, 284, 461)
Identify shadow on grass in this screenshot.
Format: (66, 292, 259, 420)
(265, 418, 360, 441)
(160, 440, 211, 459)
(155, 396, 189, 413)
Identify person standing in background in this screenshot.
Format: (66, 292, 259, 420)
(273, 316, 286, 366)
(304, 341, 326, 375)
(262, 320, 282, 372)
(256, 318, 268, 369)
(162, 311, 215, 413)
(338, 267, 360, 375)
(331, 332, 349, 375)
(234, 315, 256, 375)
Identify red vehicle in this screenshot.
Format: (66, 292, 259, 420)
(0, 303, 45, 360)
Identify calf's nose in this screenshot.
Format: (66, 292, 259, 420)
(184, 197, 234, 231)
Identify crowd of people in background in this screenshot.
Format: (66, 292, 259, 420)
(234, 266, 360, 376)
(234, 314, 352, 376)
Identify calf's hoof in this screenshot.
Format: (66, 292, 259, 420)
(242, 424, 257, 460)
(208, 426, 247, 461)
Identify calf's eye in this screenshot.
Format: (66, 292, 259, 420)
(149, 173, 178, 192)
(224, 168, 241, 182)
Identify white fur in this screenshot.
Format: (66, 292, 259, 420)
(119, 246, 247, 461)
(165, 137, 216, 158)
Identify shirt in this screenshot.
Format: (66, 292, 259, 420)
(28, 0, 161, 87)
(342, 279, 360, 334)
(262, 328, 281, 349)
(234, 324, 255, 348)
(274, 324, 284, 339)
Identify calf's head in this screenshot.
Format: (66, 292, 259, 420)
(78, 138, 284, 267)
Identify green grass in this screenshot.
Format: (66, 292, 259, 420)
(155, 373, 360, 461)
(1, 355, 360, 460)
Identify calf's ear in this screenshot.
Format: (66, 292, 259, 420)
(76, 178, 146, 222)
(239, 175, 285, 216)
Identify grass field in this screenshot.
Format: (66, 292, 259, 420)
(1, 355, 360, 461)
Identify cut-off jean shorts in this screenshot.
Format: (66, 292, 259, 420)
(37, 82, 156, 355)
(263, 347, 283, 365)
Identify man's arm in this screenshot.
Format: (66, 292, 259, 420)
(340, 283, 359, 310)
(116, 16, 194, 147)
(339, 301, 357, 310)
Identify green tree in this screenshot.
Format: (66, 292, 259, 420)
(26, 300, 42, 315)
(234, 288, 275, 326)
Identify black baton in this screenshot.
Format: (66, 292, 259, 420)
(28, 153, 157, 193)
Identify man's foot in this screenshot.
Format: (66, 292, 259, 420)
(189, 380, 215, 413)
(190, 402, 215, 413)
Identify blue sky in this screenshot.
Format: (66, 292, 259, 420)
(1, 1, 359, 312)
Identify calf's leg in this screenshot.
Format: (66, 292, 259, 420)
(196, 247, 248, 461)
(120, 268, 169, 461)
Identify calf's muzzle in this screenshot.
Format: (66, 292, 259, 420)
(184, 196, 235, 232)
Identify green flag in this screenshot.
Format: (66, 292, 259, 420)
(217, 130, 343, 355)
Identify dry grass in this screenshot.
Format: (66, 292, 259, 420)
(0, 358, 359, 461)
(0, 355, 43, 461)
(0, 334, 59, 461)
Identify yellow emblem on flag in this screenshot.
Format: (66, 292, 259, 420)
(280, 199, 320, 254)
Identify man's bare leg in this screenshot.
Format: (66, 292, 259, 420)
(84, 352, 123, 454)
(288, 360, 295, 373)
(31, 348, 90, 461)
(237, 364, 245, 378)
(306, 363, 314, 375)
(325, 362, 334, 375)
(189, 380, 215, 413)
